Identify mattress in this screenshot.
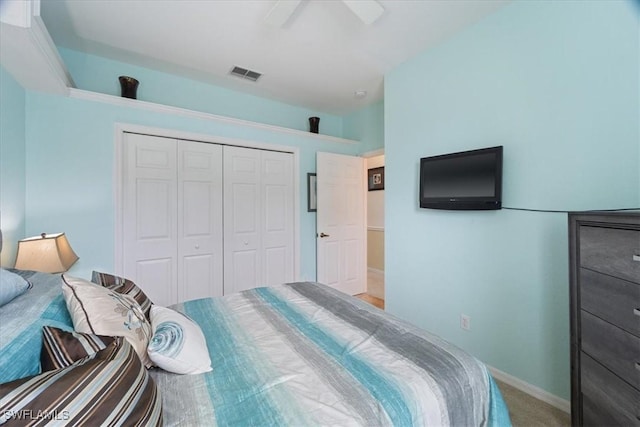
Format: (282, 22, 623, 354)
(151, 282, 511, 426)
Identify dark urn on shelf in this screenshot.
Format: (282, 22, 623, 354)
(308, 116, 320, 134)
(119, 76, 139, 99)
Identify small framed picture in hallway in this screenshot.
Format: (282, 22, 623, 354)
(368, 167, 384, 191)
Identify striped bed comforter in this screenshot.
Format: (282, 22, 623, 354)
(151, 282, 511, 426)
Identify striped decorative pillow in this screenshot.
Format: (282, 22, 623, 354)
(91, 271, 153, 320)
(61, 275, 153, 368)
(0, 338, 163, 426)
(41, 326, 116, 372)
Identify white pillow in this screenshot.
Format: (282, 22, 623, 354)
(61, 275, 153, 367)
(148, 305, 212, 375)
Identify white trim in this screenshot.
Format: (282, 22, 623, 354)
(31, 15, 75, 90)
(113, 122, 301, 282)
(71, 88, 358, 145)
(0, 0, 32, 28)
(487, 365, 571, 414)
(292, 146, 301, 282)
(367, 226, 384, 232)
(113, 125, 125, 275)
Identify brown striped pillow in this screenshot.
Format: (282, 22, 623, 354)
(91, 271, 153, 320)
(61, 275, 153, 368)
(41, 326, 116, 372)
(0, 338, 163, 426)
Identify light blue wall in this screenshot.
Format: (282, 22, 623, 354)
(343, 99, 384, 153)
(0, 67, 26, 266)
(384, 0, 639, 400)
(25, 91, 362, 280)
(59, 48, 345, 138)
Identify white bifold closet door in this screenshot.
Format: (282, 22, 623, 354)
(122, 133, 223, 307)
(122, 133, 294, 305)
(223, 146, 294, 294)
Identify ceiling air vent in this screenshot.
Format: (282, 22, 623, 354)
(230, 66, 262, 82)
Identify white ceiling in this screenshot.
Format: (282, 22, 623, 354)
(41, 0, 508, 115)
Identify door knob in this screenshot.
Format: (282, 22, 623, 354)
(319, 232, 330, 238)
(195, 244, 200, 249)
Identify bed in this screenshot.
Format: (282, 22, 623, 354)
(0, 270, 511, 426)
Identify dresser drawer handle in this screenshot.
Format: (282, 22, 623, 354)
(634, 254, 640, 262)
(635, 308, 640, 317)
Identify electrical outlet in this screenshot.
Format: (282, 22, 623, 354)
(460, 314, 471, 331)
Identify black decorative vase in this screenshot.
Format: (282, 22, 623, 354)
(309, 117, 320, 134)
(119, 76, 139, 99)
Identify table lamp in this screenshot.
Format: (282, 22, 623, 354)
(14, 233, 79, 273)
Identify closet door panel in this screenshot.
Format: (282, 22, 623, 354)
(178, 141, 223, 301)
(232, 251, 258, 291)
(136, 258, 174, 309)
(123, 133, 178, 307)
(262, 151, 294, 286)
(224, 146, 262, 294)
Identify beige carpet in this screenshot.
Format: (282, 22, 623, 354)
(496, 380, 570, 426)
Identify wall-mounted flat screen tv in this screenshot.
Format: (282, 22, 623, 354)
(419, 146, 503, 210)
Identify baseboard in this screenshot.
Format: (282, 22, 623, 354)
(367, 267, 384, 275)
(487, 365, 571, 414)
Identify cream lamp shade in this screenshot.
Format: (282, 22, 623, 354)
(14, 233, 79, 273)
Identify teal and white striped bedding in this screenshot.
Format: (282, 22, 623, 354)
(151, 282, 511, 426)
(0, 271, 74, 384)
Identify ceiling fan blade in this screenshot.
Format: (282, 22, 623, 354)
(264, 0, 302, 27)
(342, 0, 384, 25)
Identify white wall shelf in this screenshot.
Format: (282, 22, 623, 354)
(1, 0, 358, 145)
(68, 88, 359, 145)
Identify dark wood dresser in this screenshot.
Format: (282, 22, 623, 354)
(569, 212, 640, 426)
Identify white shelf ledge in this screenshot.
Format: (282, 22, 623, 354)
(1, 3, 353, 144)
(68, 88, 359, 145)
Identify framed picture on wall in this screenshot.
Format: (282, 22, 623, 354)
(307, 173, 317, 212)
(368, 167, 384, 191)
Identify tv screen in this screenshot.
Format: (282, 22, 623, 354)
(419, 146, 503, 210)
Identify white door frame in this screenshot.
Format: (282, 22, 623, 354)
(361, 148, 385, 285)
(113, 122, 301, 282)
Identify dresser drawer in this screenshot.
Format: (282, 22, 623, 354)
(581, 353, 640, 426)
(581, 268, 640, 337)
(581, 310, 640, 389)
(579, 225, 640, 284)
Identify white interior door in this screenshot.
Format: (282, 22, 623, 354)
(121, 131, 296, 301)
(123, 133, 178, 307)
(177, 141, 223, 301)
(316, 152, 366, 295)
(224, 146, 294, 294)
(224, 146, 262, 294)
(261, 150, 294, 285)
